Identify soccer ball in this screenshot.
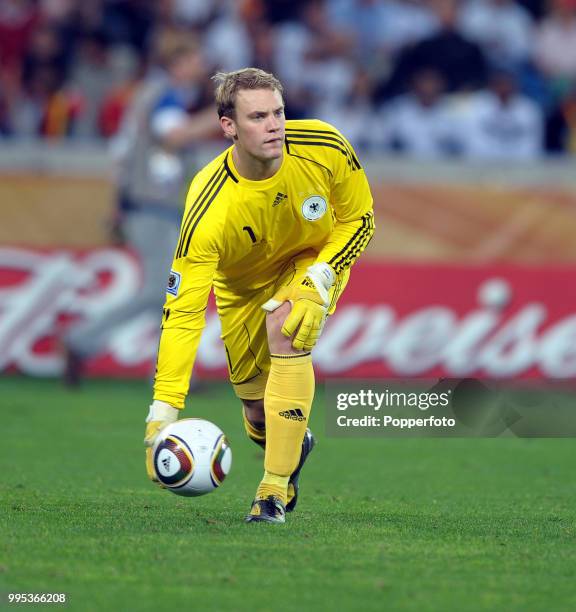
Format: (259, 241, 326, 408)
(152, 418, 232, 496)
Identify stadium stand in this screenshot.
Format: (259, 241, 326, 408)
(1, 0, 575, 155)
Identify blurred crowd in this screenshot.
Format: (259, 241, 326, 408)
(1, 0, 576, 159)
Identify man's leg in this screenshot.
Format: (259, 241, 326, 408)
(223, 252, 345, 521)
(242, 399, 266, 450)
(247, 303, 315, 516)
(242, 395, 314, 513)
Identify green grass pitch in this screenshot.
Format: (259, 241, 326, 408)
(1, 377, 575, 611)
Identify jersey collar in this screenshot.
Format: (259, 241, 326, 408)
(227, 146, 286, 189)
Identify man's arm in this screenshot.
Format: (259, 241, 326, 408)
(153, 256, 217, 408)
(264, 129, 374, 350)
(144, 165, 221, 481)
(145, 242, 217, 482)
(316, 163, 375, 276)
(151, 156, 223, 407)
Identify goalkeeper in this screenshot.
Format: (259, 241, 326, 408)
(144, 68, 375, 524)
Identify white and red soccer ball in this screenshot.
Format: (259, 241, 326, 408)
(152, 419, 232, 496)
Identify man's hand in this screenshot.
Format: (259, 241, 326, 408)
(144, 400, 179, 483)
(262, 263, 335, 351)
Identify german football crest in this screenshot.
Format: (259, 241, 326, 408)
(301, 195, 327, 221)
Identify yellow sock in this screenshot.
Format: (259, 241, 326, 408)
(242, 409, 266, 450)
(255, 353, 314, 504)
(256, 471, 290, 503)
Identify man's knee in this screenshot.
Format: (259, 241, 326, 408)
(243, 398, 265, 428)
(266, 302, 302, 355)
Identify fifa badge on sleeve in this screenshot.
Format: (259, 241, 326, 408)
(167, 269, 181, 296)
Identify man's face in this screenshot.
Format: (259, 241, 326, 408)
(223, 88, 285, 161)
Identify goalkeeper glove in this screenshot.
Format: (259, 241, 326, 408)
(262, 262, 335, 351)
(144, 400, 179, 483)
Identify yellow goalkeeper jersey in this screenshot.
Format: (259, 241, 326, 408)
(154, 118, 374, 406)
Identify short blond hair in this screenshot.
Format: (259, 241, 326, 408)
(212, 68, 284, 118)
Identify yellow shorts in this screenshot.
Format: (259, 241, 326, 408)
(215, 249, 349, 400)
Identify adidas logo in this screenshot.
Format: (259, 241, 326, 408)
(301, 277, 317, 290)
(161, 456, 171, 470)
(279, 409, 306, 421)
(272, 192, 288, 207)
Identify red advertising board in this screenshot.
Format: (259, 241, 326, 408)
(0, 247, 574, 379)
